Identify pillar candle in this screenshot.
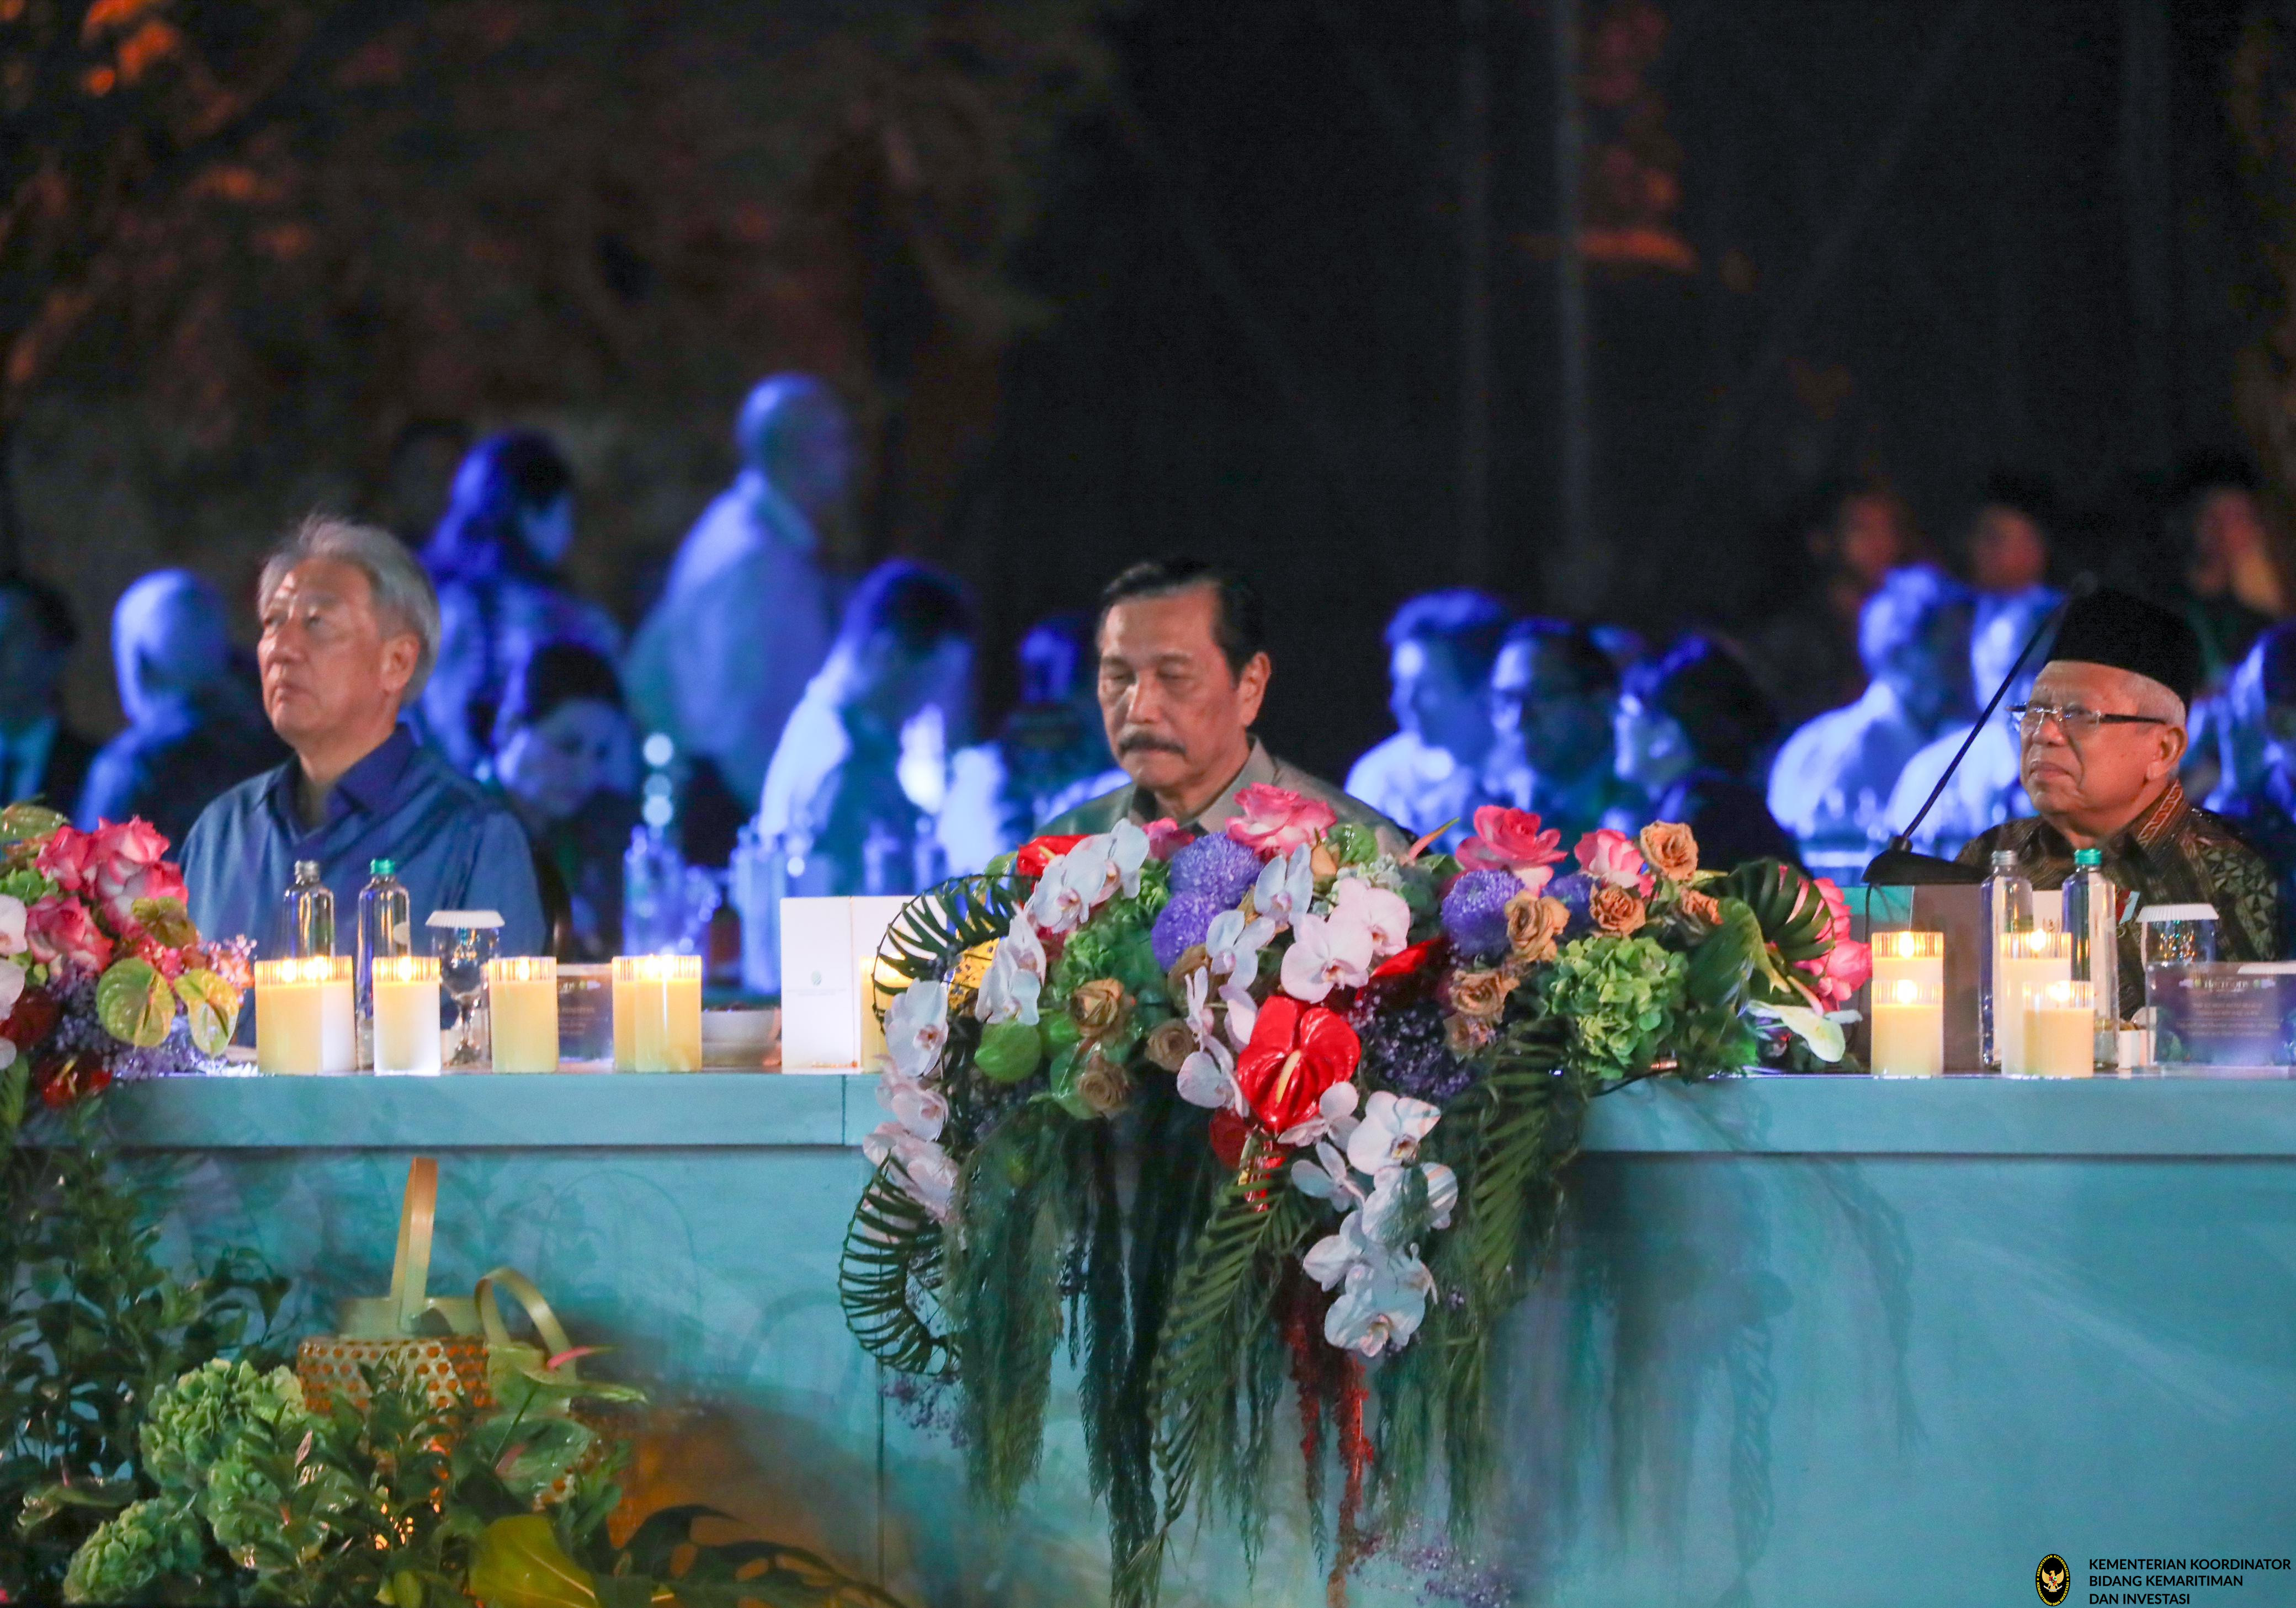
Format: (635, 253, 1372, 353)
(1872, 930, 1944, 996)
(615, 955, 701, 1072)
(2018, 979, 2096, 1077)
(1870, 977, 1944, 1077)
(487, 956, 558, 1073)
(373, 955, 442, 1077)
(254, 956, 354, 1074)
(1993, 929, 2070, 1075)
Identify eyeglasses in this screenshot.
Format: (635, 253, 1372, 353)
(2008, 702, 2171, 738)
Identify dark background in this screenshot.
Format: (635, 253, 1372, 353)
(2, 0, 2284, 781)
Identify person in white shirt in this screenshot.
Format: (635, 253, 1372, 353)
(1344, 589, 1511, 844)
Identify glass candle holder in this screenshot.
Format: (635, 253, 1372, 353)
(254, 956, 354, 1075)
(1870, 976, 1945, 1077)
(486, 957, 559, 1073)
(1872, 929, 1944, 992)
(2017, 978, 2097, 1078)
(613, 954, 703, 1072)
(1991, 927, 2070, 1075)
(372, 955, 442, 1076)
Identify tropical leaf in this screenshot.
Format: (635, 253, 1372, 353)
(877, 874, 1029, 988)
(131, 897, 198, 949)
(0, 803, 67, 844)
(1721, 859, 1831, 964)
(94, 956, 173, 1047)
(838, 1166, 949, 1377)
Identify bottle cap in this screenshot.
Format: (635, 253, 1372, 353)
(293, 860, 322, 882)
(1989, 850, 2018, 870)
(2072, 848, 2102, 867)
(370, 859, 397, 876)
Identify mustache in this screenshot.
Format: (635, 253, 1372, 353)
(1117, 731, 1187, 756)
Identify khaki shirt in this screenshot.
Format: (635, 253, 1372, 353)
(1043, 738, 1409, 854)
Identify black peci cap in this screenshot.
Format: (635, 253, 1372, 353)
(2045, 587, 2203, 708)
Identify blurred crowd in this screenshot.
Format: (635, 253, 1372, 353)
(14, 370, 2296, 969)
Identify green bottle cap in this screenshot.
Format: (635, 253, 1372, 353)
(2072, 848, 2102, 867)
(370, 859, 397, 877)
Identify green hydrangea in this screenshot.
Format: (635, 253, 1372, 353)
(1053, 880, 1171, 1006)
(141, 1359, 310, 1498)
(1538, 933, 1687, 1081)
(62, 1498, 205, 1605)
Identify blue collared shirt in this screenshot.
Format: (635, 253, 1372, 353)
(181, 724, 546, 963)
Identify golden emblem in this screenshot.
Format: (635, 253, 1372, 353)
(2035, 1554, 2070, 1605)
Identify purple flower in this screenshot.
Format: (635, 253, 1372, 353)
(1439, 869, 1517, 961)
(1151, 890, 1224, 972)
(1168, 833, 1262, 908)
(1546, 871, 1598, 939)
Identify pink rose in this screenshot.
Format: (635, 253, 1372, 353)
(1456, 807, 1565, 882)
(86, 818, 183, 924)
(27, 896, 114, 978)
(34, 826, 97, 893)
(1143, 818, 1193, 861)
(1574, 828, 1655, 897)
(1800, 934, 1872, 1007)
(1225, 785, 1337, 859)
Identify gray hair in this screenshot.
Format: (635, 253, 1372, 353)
(259, 514, 441, 698)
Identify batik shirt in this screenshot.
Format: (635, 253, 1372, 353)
(1957, 780, 2281, 1019)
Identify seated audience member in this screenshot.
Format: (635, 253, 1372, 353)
(1959, 588, 2279, 1016)
(1884, 587, 2060, 858)
(759, 560, 974, 897)
(2207, 623, 2296, 956)
(420, 430, 622, 775)
(78, 570, 286, 846)
(938, 613, 1125, 874)
(2162, 452, 2286, 687)
(488, 641, 639, 961)
(1345, 589, 1512, 843)
(1045, 558, 1405, 849)
(181, 517, 545, 960)
(1768, 566, 1974, 874)
(2202, 636, 2271, 816)
(0, 574, 96, 812)
(1483, 619, 1634, 842)
(1613, 635, 1799, 871)
(1964, 471, 2056, 596)
(1746, 478, 1916, 727)
(626, 375, 846, 818)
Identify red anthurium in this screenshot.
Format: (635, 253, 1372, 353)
(1370, 938, 1445, 983)
(1234, 995, 1361, 1138)
(1208, 1108, 1252, 1169)
(1014, 835, 1089, 879)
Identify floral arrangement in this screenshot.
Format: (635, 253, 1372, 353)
(0, 805, 247, 1108)
(841, 789, 1868, 1606)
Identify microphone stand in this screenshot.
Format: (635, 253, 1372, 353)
(1861, 578, 2089, 887)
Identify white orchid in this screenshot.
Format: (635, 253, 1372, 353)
(975, 919, 1044, 1027)
(1024, 839, 1107, 935)
(876, 1066, 949, 1142)
(1346, 1090, 1442, 1178)
(1361, 1160, 1458, 1244)
(883, 979, 951, 1082)
(1221, 983, 1258, 1051)
(1278, 1078, 1360, 1149)
(1104, 820, 1151, 899)
(1204, 907, 1276, 984)
(1181, 965, 1218, 1045)
(0, 894, 24, 959)
(0, 958, 23, 1021)
(863, 1124, 960, 1224)
(1175, 1035, 1243, 1114)
(1301, 1209, 1382, 1291)
(1252, 845, 1316, 929)
(1330, 878, 1411, 960)
(1324, 1247, 1437, 1357)
(1289, 1136, 1365, 1210)
(1278, 910, 1374, 1004)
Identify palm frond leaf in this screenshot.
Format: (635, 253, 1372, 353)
(878, 874, 1030, 986)
(838, 1166, 950, 1377)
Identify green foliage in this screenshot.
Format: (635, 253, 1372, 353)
(0, 804, 68, 844)
(1536, 934, 1688, 1081)
(94, 957, 174, 1048)
(878, 875, 1029, 986)
(838, 1165, 950, 1376)
(1722, 859, 1832, 976)
(975, 1019, 1043, 1082)
(59, 1497, 206, 1606)
(1053, 888, 1168, 1009)
(171, 970, 238, 1056)
(1325, 823, 1380, 867)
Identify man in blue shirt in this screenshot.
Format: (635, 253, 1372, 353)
(182, 516, 545, 962)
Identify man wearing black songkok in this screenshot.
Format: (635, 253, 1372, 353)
(1960, 587, 2279, 1016)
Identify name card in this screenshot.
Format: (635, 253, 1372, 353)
(2149, 963, 2296, 1067)
(780, 896, 911, 1072)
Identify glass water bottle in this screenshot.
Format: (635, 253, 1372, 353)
(283, 861, 334, 959)
(1979, 850, 2033, 1071)
(355, 859, 412, 1068)
(2063, 846, 2119, 1070)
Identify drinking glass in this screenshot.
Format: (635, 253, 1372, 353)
(427, 912, 501, 1069)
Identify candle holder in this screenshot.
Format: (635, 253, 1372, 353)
(486, 957, 559, 1073)
(2014, 977, 2096, 1078)
(612, 954, 703, 1072)
(1989, 927, 2070, 1075)
(1870, 976, 1945, 1078)
(254, 956, 354, 1075)
(372, 955, 443, 1077)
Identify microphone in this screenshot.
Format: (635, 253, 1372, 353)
(1861, 574, 2094, 887)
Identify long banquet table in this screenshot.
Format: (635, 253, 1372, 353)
(97, 1071, 2296, 1607)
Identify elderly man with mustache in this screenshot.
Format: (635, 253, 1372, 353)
(1958, 586, 2279, 1018)
(1043, 558, 1404, 850)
